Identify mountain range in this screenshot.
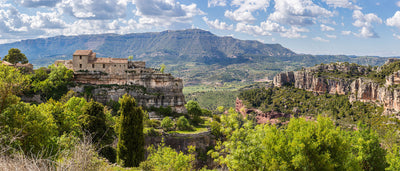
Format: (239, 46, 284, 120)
(0, 29, 295, 66)
(0, 29, 392, 86)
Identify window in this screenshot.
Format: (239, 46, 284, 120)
(92, 64, 94, 68)
(103, 64, 105, 68)
(79, 64, 82, 68)
(79, 56, 82, 59)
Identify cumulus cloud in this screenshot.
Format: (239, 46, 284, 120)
(341, 30, 351, 35)
(321, 0, 361, 9)
(236, 22, 271, 36)
(268, 0, 333, 26)
(325, 34, 337, 39)
(134, 0, 204, 26)
(15, 0, 62, 7)
(235, 19, 286, 36)
(387, 11, 400, 29)
(208, 0, 227, 7)
(393, 33, 400, 40)
(320, 24, 335, 31)
(30, 12, 66, 29)
(224, 0, 270, 24)
(397, 1, 400, 7)
(352, 10, 382, 38)
(312, 36, 329, 42)
(58, 0, 127, 20)
(280, 26, 308, 38)
(203, 17, 233, 30)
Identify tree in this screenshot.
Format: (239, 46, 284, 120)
(128, 55, 133, 61)
(160, 64, 166, 73)
(185, 100, 203, 125)
(3, 48, 28, 64)
(80, 100, 114, 146)
(0, 64, 30, 114)
(117, 94, 145, 167)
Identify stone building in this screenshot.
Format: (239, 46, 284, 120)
(55, 50, 186, 113)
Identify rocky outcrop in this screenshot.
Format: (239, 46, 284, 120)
(71, 71, 186, 113)
(273, 62, 400, 114)
(274, 71, 352, 95)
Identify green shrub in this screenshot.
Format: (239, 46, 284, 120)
(176, 116, 193, 131)
(161, 117, 174, 131)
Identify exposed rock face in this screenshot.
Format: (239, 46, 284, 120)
(273, 62, 400, 114)
(71, 71, 186, 113)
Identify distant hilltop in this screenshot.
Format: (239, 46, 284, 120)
(0, 29, 295, 67)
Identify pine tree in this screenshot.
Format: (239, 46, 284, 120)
(117, 94, 145, 167)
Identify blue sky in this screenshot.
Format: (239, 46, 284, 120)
(1, 0, 400, 56)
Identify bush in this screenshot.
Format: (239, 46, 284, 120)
(176, 116, 193, 131)
(139, 141, 195, 171)
(146, 119, 161, 128)
(161, 117, 174, 131)
(145, 128, 161, 137)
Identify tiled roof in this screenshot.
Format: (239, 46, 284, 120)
(1, 61, 13, 66)
(73, 50, 92, 56)
(90, 58, 128, 64)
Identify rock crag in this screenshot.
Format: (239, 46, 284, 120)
(71, 71, 186, 113)
(273, 61, 400, 115)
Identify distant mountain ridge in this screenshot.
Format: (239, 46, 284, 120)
(0, 29, 295, 67)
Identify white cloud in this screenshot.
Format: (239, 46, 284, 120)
(236, 22, 271, 36)
(352, 10, 382, 38)
(397, 1, 400, 7)
(393, 33, 400, 40)
(341, 30, 351, 35)
(320, 24, 335, 31)
(15, 0, 62, 7)
(269, 0, 333, 26)
(58, 0, 128, 20)
(30, 12, 66, 29)
(321, 0, 361, 9)
(203, 17, 233, 30)
(325, 34, 337, 39)
(387, 11, 400, 30)
(134, 0, 204, 26)
(312, 36, 329, 42)
(208, 0, 227, 7)
(234, 19, 287, 36)
(224, 0, 270, 24)
(280, 26, 308, 38)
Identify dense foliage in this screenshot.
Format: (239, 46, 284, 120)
(139, 141, 196, 171)
(30, 64, 74, 100)
(208, 111, 395, 170)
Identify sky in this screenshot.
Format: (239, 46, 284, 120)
(1, 0, 400, 56)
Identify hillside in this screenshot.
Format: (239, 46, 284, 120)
(0, 29, 391, 87)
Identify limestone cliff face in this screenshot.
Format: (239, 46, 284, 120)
(274, 71, 351, 95)
(273, 62, 400, 114)
(71, 71, 186, 113)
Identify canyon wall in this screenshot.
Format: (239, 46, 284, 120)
(273, 62, 400, 114)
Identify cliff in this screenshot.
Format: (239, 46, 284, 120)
(71, 71, 186, 113)
(273, 61, 400, 115)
